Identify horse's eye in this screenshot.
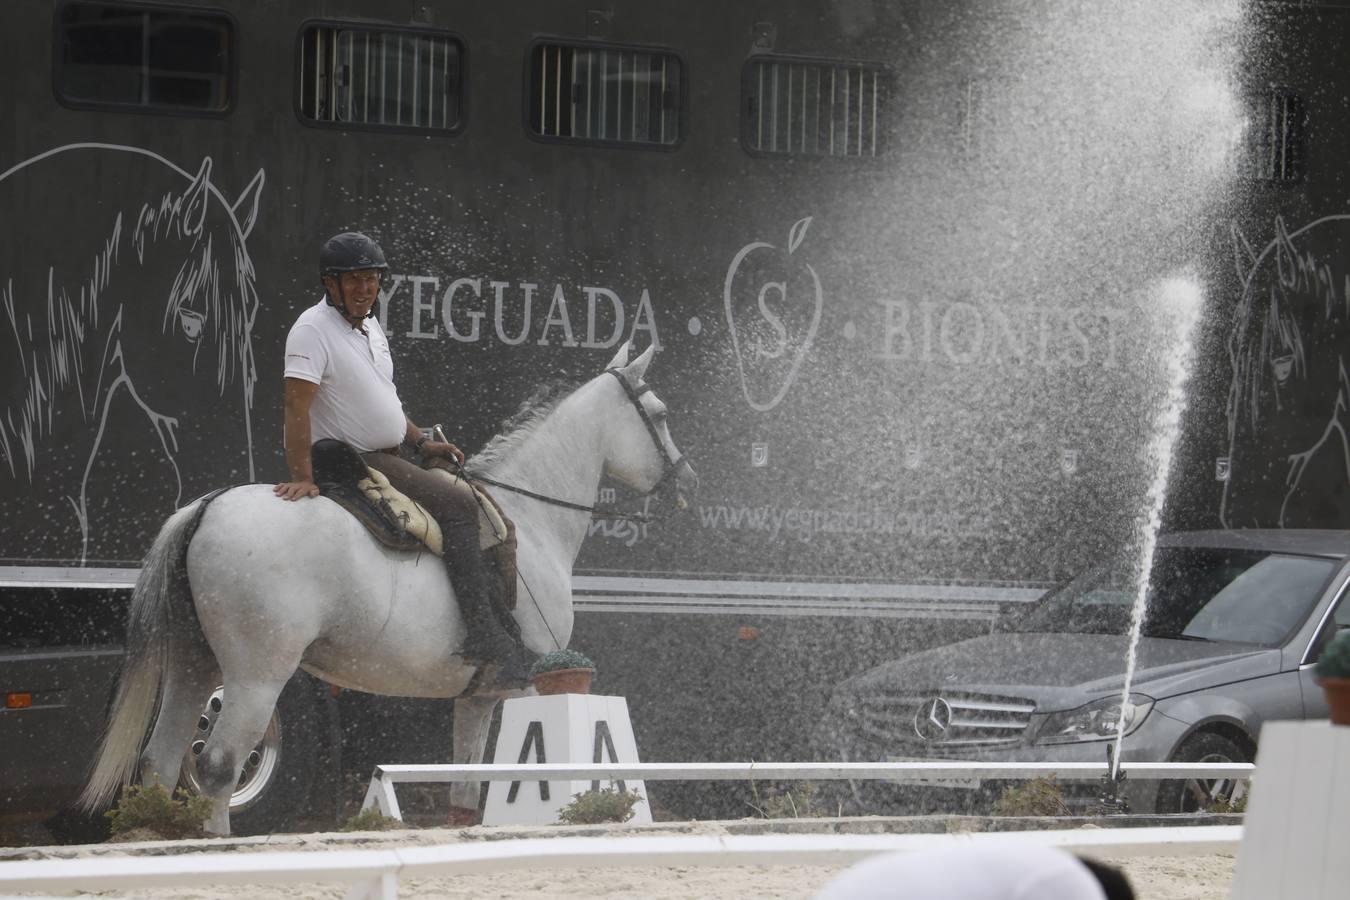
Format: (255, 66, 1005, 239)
(178, 309, 205, 342)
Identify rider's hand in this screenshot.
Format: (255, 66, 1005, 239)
(274, 479, 320, 501)
(419, 441, 465, 466)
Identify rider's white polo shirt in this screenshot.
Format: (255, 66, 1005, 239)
(284, 298, 406, 452)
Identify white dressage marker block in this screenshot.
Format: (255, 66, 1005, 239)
(483, 694, 652, 826)
(1232, 720, 1350, 900)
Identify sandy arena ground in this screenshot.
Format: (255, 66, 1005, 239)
(2, 819, 1238, 900)
(57, 857, 1236, 900)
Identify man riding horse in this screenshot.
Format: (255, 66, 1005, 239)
(274, 231, 534, 685)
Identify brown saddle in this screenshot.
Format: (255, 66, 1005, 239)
(310, 440, 517, 608)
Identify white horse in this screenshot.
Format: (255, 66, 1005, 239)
(79, 344, 695, 835)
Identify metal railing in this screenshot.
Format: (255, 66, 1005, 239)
(362, 760, 1254, 821)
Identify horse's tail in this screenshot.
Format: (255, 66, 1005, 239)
(78, 494, 217, 812)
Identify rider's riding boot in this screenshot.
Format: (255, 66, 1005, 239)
(446, 550, 534, 687)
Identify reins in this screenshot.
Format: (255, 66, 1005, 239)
(457, 368, 685, 524)
(468, 473, 599, 514)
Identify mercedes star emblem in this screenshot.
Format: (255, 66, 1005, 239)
(913, 697, 953, 741)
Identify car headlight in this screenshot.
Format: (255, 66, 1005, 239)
(1036, 693, 1154, 745)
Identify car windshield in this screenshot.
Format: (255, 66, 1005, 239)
(1007, 547, 1335, 645)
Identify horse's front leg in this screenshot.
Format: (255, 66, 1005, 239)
(448, 695, 501, 825)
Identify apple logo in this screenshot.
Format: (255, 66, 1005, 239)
(722, 216, 824, 412)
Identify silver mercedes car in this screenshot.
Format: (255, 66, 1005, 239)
(818, 530, 1350, 814)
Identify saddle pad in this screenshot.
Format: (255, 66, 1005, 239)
(317, 451, 512, 569)
(357, 468, 444, 556)
(353, 460, 518, 610)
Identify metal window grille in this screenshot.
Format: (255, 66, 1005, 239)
(1244, 91, 1304, 182)
(744, 59, 887, 158)
(57, 2, 232, 111)
(299, 25, 462, 131)
(528, 43, 682, 146)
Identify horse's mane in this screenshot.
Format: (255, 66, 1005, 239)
(0, 213, 124, 479)
(1226, 217, 1343, 439)
(466, 379, 582, 476)
(0, 177, 253, 481)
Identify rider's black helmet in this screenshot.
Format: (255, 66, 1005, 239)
(319, 232, 388, 277)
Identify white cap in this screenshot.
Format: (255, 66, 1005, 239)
(814, 844, 1109, 900)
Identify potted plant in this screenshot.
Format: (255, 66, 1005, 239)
(530, 649, 595, 695)
(1314, 630, 1350, 725)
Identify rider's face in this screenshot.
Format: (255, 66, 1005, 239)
(325, 269, 383, 319)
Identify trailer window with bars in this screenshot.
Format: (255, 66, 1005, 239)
(528, 43, 682, 147)
(744, 59, 888, 158)
(299, 24, 462, 132)
(1243, 91, 1304, 182)
(56, 1, 232, 112)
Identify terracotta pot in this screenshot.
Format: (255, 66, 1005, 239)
(531, 667, 594, 696)
(1317, 676, 1350, 726)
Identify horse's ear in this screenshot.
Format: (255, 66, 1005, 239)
(233, 169, 265, 240)
(605, 341, 632, 370)
(181, 157, 213, 237)
(619, 344, 655, 383)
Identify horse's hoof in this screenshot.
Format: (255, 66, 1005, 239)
(447, 806, 479, 828)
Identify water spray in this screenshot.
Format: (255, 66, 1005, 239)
(1110, 274, 1205, 781)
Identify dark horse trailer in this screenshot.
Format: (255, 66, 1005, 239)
(4, 0, 1349, 833)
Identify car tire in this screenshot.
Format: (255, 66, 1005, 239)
(179, 673, 326, 835)
(1155, 732, 1249, 814)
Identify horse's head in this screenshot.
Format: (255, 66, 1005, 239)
(120, 156, 264, 483)
(1223, 215, 1350, 525)
(596, 343, 698, 511)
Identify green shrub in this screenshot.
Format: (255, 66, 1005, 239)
(340, 808, 405, 832)
(555, 788, 642, 825)
(992, 776, 1069, 817)
(105, 784, 212, 840)
(748, 781, 833, 819)
(1207, 792, 1249, 814)
(530, 648, 595, 677)
(1315, 630, 1350, 679)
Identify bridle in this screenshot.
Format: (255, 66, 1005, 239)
(469, 369, 689, 521)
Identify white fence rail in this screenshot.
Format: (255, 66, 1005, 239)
(362, 760, 1255, 820)
(0, 827, 1243, 900)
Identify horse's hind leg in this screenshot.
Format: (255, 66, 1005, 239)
(195, 676, 289, 836)
(138, 636, 218, 793)
(448, 696, 500, 825)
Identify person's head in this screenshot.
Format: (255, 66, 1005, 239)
(319, 231, 388, 323)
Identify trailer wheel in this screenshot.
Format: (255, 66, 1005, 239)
(1155, 732, 1249, 814)
(180, 674, 324, 835)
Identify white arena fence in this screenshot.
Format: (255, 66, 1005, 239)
(362, 760, 1255, 820)
(0, 826, 1243, 900)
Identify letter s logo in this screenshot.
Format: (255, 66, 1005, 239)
(723, 217, 824, 411)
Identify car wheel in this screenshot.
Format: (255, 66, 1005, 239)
(179, 674, 325, 835)
(1155, 732, 1250, 814)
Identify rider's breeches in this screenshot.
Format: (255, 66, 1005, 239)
(361, 452, 479, 559)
